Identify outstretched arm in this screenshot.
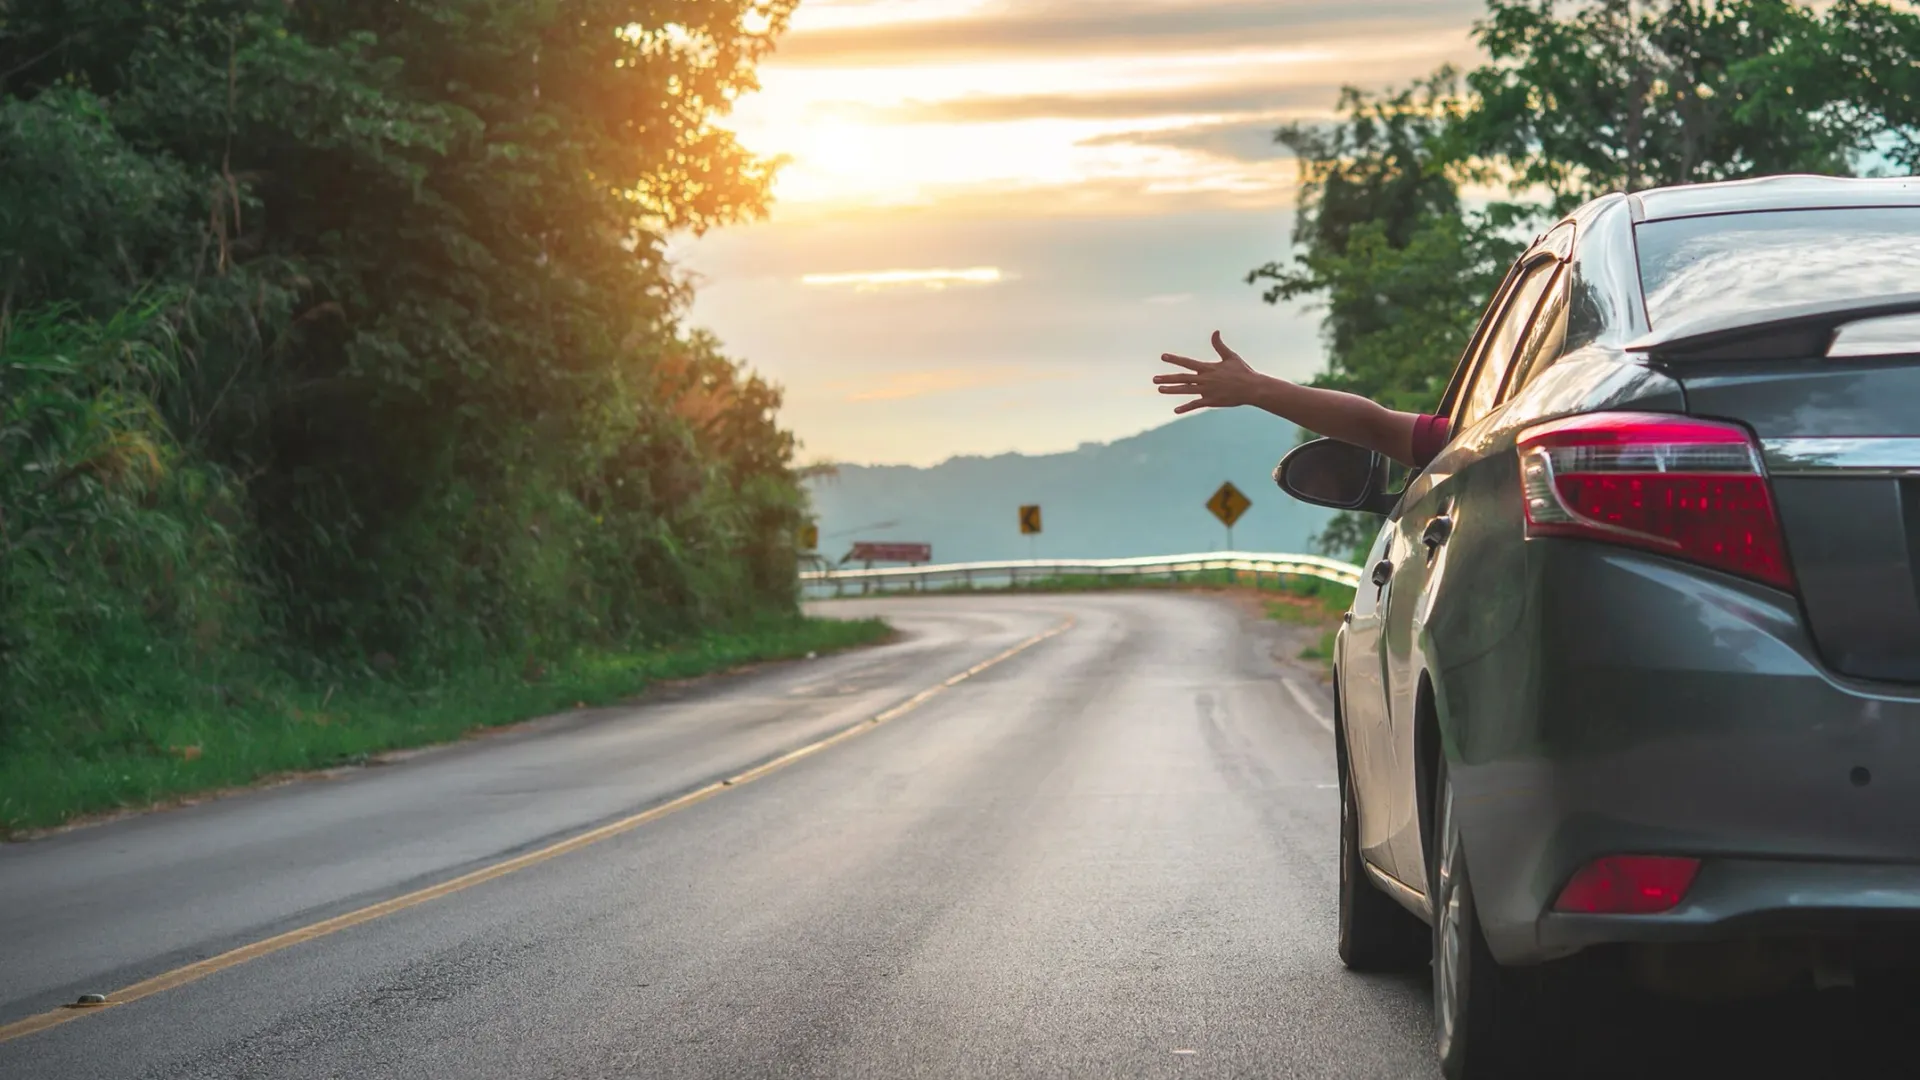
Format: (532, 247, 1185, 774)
(1155, 332, 1424, 467)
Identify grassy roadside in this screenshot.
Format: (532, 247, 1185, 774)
(1261, 588, 1350, 669)
(829, 567, 1355, 670)
(0, 616, 890, 838)
(1042, 569, 1351, 671)
(834, 567, 1357, 600)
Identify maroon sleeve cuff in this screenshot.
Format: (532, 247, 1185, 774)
(1410, 413, 1450, 468)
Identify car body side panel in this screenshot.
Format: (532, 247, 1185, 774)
(1345, 201, 1679, 902)
(1373, 353, 1689, 900)
(1339, 520, 1404, 877)
(1378, 467, 1448, 885)
(1383, 414, 1530, 880)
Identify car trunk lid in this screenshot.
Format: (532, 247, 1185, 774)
(1680, 360, 1920, 683)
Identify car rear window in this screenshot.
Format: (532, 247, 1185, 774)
(1635, 207, 1920, 329)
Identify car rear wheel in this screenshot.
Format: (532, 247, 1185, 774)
(1338, 753, 1428, 971)
(1431, 757, 1569, 1080)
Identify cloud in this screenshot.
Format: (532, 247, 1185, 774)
(727, 0, 1489, 221)
(867, 82, 1337, 124)
(772, 0, 1486, 65)
(1081, 118, 1299, 164)
(761, 171, 1301, 225)
(802, 266, 1008, 291)
(841, 365, 1062, 402)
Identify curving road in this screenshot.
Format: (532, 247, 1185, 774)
(0, 592, 1898, 1078)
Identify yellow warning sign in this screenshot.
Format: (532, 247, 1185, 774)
(1207, 482, 1251, 528)
(799, 524, 819, 550)
(1019, 505, 1042, 535)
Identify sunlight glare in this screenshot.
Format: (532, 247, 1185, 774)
(724, 43, 1345, 216)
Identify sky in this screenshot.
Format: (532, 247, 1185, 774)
(668, 0, 1490, 467)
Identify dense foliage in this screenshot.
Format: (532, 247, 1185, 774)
(1250, 72, 1527, 418)
(1, 2, 806, 751)
(1258, 0, 1920, 557)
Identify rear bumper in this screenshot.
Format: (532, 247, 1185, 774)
(1538, 858, 1920, 953)
(1446, 544, 1920, 966)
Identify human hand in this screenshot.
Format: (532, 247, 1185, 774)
(1154, 331, 1268, 415)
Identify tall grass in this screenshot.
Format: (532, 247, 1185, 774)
(0, 614, 887, 834)
(2, 300, 260, 746)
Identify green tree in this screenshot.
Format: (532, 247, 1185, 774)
(1, 2, 815, 744)
(1249, 73, 1524, 416)
(1461, 0, 1920, 208)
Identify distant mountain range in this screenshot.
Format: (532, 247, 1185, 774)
(804, 409, 1334, 565)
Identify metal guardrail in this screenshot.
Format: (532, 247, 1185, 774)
(800, 551, 1363, 596)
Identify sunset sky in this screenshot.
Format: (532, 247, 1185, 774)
(670, 0, 1489, 466)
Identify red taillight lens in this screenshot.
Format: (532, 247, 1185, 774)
(1553, 855, 1701, 914)
(1517, 412, 1794, 591)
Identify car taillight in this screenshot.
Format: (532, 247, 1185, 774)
(1517, 412, 1793, 591)
(1553, 855, 1700, 914)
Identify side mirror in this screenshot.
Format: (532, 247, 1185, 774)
(1274, 438, 1398, 515)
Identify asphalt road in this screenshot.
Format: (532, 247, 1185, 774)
(0, 592, 1905, 1078)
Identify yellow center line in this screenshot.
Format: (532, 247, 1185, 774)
(0, 617, 1075, 1046)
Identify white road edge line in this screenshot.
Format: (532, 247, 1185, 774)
(1283, 678, 1335, 734)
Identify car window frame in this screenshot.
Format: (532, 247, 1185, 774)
(1449, 251, 1561, 432)
(1434, 260, 1529, 424)
(1498, 266, 1571, 405)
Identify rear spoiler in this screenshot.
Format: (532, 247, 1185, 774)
(1625, 291, 1920, 361)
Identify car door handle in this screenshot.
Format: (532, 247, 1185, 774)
(1371, 559, 1393, 588)
(1422, 515, 1454, 554)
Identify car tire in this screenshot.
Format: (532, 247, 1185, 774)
(1338, 751, 1429, 971)
(1430, 756, 1568, 1080)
